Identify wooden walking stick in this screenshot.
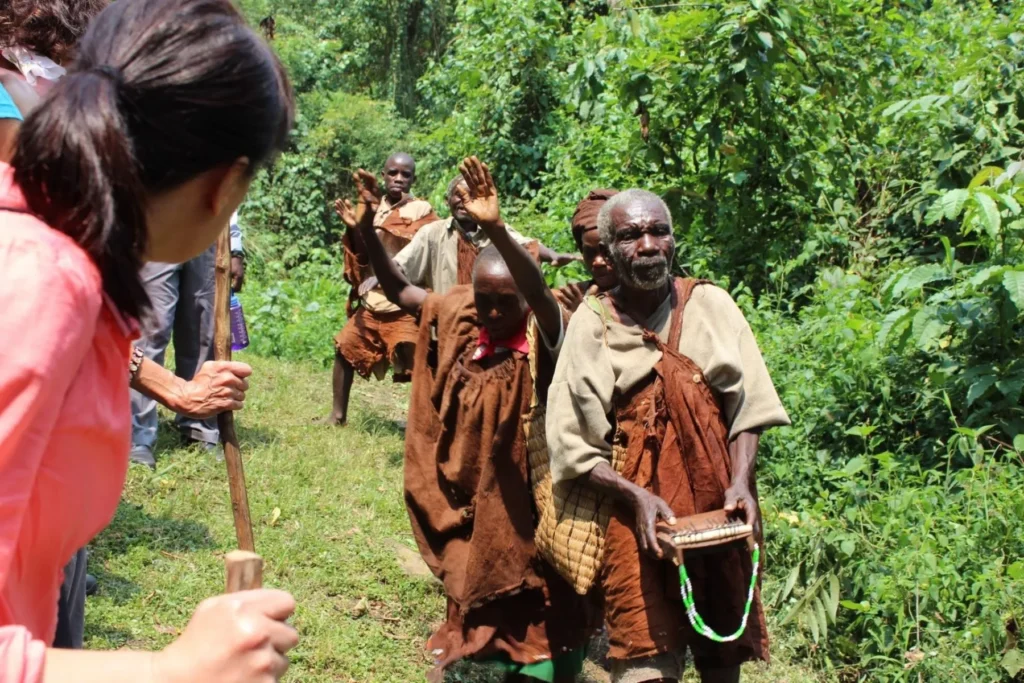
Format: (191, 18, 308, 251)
(214, 225, 261, 590)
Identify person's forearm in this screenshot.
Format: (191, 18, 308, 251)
(728, 430, 760, 487)
(131, 356, 187, 414)
(356, 220, 424, 314)
(346, 201, 374, 257)
(45, 648, 155, 683)
(582, 461, 646, 508)
(537, 243, 558, 264)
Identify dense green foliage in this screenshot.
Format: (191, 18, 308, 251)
(236, 0, 1024, 679)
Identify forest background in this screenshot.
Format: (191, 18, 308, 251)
(231, 0, 1024, 679)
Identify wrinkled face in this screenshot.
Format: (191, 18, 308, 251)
(604, 200, 674, 291)
(448, 179, 471, 223)
(383, 158, 415, 201)
(474, 268, 528, 341)
(580, 228, 617, 291)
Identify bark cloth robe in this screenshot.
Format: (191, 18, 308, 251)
(546, 278, 791, 674)
(335, 197, 437, 380)
(405, 286, 596, 679)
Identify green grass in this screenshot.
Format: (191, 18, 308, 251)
(85, 354, 827, 682)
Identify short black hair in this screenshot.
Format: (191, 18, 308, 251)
(384, 151, 415, 173)
(472, 244, 512, 284)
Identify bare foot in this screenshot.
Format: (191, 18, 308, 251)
(313, 413, 347, 427)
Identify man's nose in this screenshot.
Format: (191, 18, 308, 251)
(637, 232, 659, 254)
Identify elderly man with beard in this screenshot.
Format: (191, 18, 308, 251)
(545, 190, 790, 683)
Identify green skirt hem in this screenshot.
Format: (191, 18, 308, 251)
(486, 647, 587, 682)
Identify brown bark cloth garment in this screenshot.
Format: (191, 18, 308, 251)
(404, 286, 596, 678)
(336, 198, 437, 381)
(598, 278, 768, 668)
(333, 307, 420, 381)
(454, 228, 540, 287)
(455, 227, 480, 287)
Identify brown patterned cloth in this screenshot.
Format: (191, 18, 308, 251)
(598, 278, 768, 668)
(456, 235, 541, 287)
(404, 286, 596, 675)
(333, 306, 418, 382)
(455, 229, 480, 287)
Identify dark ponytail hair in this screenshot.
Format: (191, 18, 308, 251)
(12, 0, 294, 320)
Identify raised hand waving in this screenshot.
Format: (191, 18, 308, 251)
(333, 198, 357, 229)
(352, 169, 382, 209)
(456, 156, 501, 229)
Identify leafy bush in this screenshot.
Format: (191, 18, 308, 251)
(243, 251, 347, 366)
(243, 91, 410, 266)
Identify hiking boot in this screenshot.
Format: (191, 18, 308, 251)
(129, 446, 156, 469)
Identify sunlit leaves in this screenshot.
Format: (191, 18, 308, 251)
(1003, 270, 1024, 313)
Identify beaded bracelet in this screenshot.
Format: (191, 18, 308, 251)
(128, 345, 145, 383)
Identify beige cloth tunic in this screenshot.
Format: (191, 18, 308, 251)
(393, 217, 531, 295)
(363, 197, 436, 313)
(546, 283, 790, 483)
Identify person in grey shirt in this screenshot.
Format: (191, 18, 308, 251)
(129, 211, 246, 467)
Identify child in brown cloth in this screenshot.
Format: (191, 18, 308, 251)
(358, 156, 597, 682)
(546, 189, 791, 683)
(554, 189, 621, 313)
(322, 152, 438, 426)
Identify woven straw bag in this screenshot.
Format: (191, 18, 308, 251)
(524, 316, 623, 595)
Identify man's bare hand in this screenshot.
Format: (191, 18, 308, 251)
(723, 482, 761, 537)
(176, 361, 253, 419)
(334, 198, 357, 229)
(630, 489, 676, 560)
(456, 156, 501, 229)
(352, 169, 382, 208)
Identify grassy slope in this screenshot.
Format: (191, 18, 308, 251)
(85, 355, 826, 682)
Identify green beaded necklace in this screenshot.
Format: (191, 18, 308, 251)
(678, 543, 760, 643)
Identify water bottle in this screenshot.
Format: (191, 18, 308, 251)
(230, 293, 249, 351)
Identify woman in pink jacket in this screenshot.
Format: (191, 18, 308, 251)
(0, 0, 298, 680)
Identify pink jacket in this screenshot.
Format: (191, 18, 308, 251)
(0, 162, 133, 680)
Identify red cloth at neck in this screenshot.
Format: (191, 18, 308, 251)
(472, 318, 530, 361)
